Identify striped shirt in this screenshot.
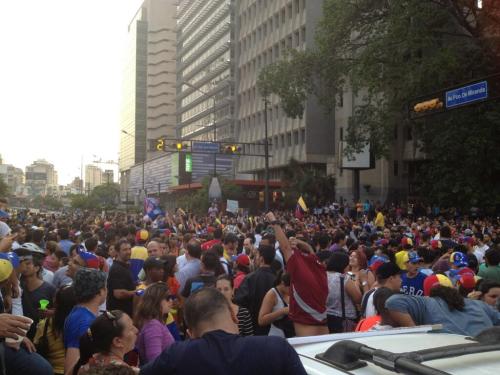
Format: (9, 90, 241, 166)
(237, 306, 254, 336)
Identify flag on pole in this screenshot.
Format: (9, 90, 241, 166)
(295, 196, 308, 219)
(144, 197, 164, 220)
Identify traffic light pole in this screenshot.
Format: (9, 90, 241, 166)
(264, 97, 270, 212)
(213, 96, 217, 177)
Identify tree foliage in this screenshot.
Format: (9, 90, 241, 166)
(0, 178, 9, 198)
(70, 183, 120, 210)
(32, 195, 63, 210)
(258, 0, 500, 207)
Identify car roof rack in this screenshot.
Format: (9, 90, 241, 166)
(316, 329, 500, 375)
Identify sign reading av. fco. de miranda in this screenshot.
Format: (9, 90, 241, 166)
(445, 81, 488, 109)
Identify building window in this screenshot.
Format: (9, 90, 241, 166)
(301, 128, 306, 144)
(288, 4, 293, 19)
(393, 160, 399, 176)
(294, 31, 300, 47)
(287, 132, 292, 146)
(338, 89, 343, 107)
(394, 125, 398, 140)
(295, 0, 300, 13)
(280, 134, 285, 147)
(301, 27, 306, 44)
(407, 126, 413, 140)
(274, 136, 279, 149)
(281, 8, 286, 24)
(293, 130, 299, 145)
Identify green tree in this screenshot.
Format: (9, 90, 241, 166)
(90, 183, 120, 209)
(32, 195, 63, 210)
(258, 0, 500, 207)
(0, 178, 9, 197)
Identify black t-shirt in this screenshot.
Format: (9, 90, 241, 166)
(181, 273, 217, 299)
(107, 260, 135, 316)
(22, 281, 56, 339)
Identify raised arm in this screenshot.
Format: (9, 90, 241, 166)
(266, 212, 292, 262)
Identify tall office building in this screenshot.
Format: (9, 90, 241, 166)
(25, 160, 58, 196)
(85, 165, 103, 192)
(236, 0, 334, 180)
(120, 0, 177, 185)
(176, 0, 236, 142)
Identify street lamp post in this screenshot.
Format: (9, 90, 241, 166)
(183, 81, 221, 202)
(121, 129, 145, 197)
(263, 97, 270, 212)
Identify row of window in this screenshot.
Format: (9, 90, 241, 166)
(240, 128, 305, 155)
(180, 86, 231, 123)
(180, 0, 226, 43)
(181, 16, 230, 63)
(181, 36, 231, 77)
(181, 64, 231, 108)
(240, 0, 305, 30)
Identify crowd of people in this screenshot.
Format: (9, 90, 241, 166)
(0, 196, 499, 374)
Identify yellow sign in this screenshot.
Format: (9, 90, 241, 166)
(156, 138, 165, 151)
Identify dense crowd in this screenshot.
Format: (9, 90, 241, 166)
(0, 196, 499, 375)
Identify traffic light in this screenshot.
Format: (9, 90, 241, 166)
(171, 142, 188, 151)
(223, 145, 242, 154)
(413, 98, 443, 113)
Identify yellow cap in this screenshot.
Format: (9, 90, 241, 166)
(0, 259, 13, 283)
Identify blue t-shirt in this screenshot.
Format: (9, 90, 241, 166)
(63, 306, 96, 349)
(400, 272, 427, 296)
(386, 294, 500, 336)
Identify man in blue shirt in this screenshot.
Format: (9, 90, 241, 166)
(400, 251, 427, 296)
(58, 228, 74, 255)
(64, 268, 107, 375)
(141, 287, 307, 375)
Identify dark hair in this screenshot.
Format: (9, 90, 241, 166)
(373, 287, 397, 315)
(45, 241, 59, 255)
(216, 273, 234, 288)
(201, 251, 220, 272)
(440, 226, 451, 239)
(58, 228, 69, 240)
(187, 240, 202, 259)
(257, 244, 276, 265)
(162, 255, 177, 277)
(417, 246, 438, 264)
(134, 282, 169, 329)
(32, 229, 44, 245)
(333, 231, 346, 244)
(262, 232, 276, 246)
(223, 233, 238, 245)
(467, 253, 479, 273)
(245, 234, 255, 245)
(274, 270, 290, 287)
(117, 239, 131, 252)
(429, 285, 465, 311)
(327, 252, 349, 273)
(78, 310, 126, 368)
(214, 228, 223, 240)
(53, 285, 77, 337)
(485, 248, 500, 267)
(211, 243, 224, 257)
(184, 288, 231, 331)
(85, 237, 98, 252)
(317, 234, 331, 250)
(477, 280, 500, 295)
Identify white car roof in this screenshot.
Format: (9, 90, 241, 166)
(292, 327, 500, 374)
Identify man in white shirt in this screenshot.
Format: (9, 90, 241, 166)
(362, 262, 402, 318)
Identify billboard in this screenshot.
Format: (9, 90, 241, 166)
(339, 142, 373, 169)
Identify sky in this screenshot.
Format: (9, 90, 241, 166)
(0, 0, 143, 184)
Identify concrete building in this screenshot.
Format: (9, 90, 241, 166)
(25, 160, 58, 196)
(0, 164, 24, 195)
(103, 170, 115, 184)
(85, 165, 103, 192)
(119, 0, 177, 190)
(176, 0, 236, 143)
(70, 177, 84, 194)
(236, 0, 334, 180)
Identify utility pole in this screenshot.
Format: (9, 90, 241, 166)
(263, 96, 270, 212)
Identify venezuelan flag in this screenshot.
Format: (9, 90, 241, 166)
(295, 196, 308, 219)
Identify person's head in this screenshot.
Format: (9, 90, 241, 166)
(54, 250, 68, 267)
(162, 255, 177, 277)
(274, 270, 290, 293)
(256, 244, 276, 267)
(21, 255, 43, 279)
(477, 280, 500, 307)
(440, 225, 452, 239)
(84, 237, 98, 253)
(333, 230, 346, 246)
(376, 262, 402, 291)
(67, 249, 100, 278)
(186, 239, 202, 259)
(383, 228, 391, 239)
(243, 236, 255, 252)
(261, 232, 276, 247)
(116, 239, 132, 263)
(79, 310, 138, 366)
(184, 288, 238, 338)
(135, 229, 149, 245)
(45, 241, 60, 256)
(235, 254, 250, 274)
(373, 287, 398, 325)
(449, 251, 468, 270)
(404, 251, 422, 274)
(134, 282, 172, 329)
(349, 249, 368, 270)
(223, 233, 239, 257)
(213, 228, 223, 240)
(485, 248, 500, 267)
(83, 364, 136, 375)
(143, 257, 165, 283)
(423, 274, 453, 297)
(317, 233, 331, 250)
(147, 241, 162, 257)
(327, 252, 350, 273)
(215, 274, 234, 303)
(429, 285, 465, 311)
(73, 268, 107, 305)
(53, 285, 77, 336)
(201, 251, 220, 273)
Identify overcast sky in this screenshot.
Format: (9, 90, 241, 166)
(0, 0, 143, 184)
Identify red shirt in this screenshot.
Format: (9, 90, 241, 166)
(201, 239, 221, 252)
(287, 250, 328, 325)
(233, 271, 246, 289)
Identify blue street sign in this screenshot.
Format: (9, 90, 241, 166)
(192, 142, 220, 153)
(445, 81, 488, 109)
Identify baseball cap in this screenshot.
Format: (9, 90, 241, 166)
(74, 268, 106, 300)
(407, 251, 422, 264)
(143, 256, 165, 270)
(136, 229, 149, 243)
(430, 240, 442, 250)
(464, 228, 473, 236)
(77, 249, 100, 269)
(0, 210, 9, 219)
(376, 262, 401, 280)
(401, 237, 413, 249)
(369, 255, 390, 273)
(423, 274, 453, 296)
(0, 252, 20, 268)
(0, 222, 11, 237)
(450, 252, 468, 267)
(375, 239, 389, 247)
(456, 274, 478, 290)
(236, 254, 250, 267)
(0, 259, 13, 283)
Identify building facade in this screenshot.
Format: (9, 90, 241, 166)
(0, 164, 24, 195)
(236, 0, 334, 180)
(25, 160, 58, 197)
(85, 165, 103, 192)
(120, 0, 177, 190)
(176, 0, 236, 142)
